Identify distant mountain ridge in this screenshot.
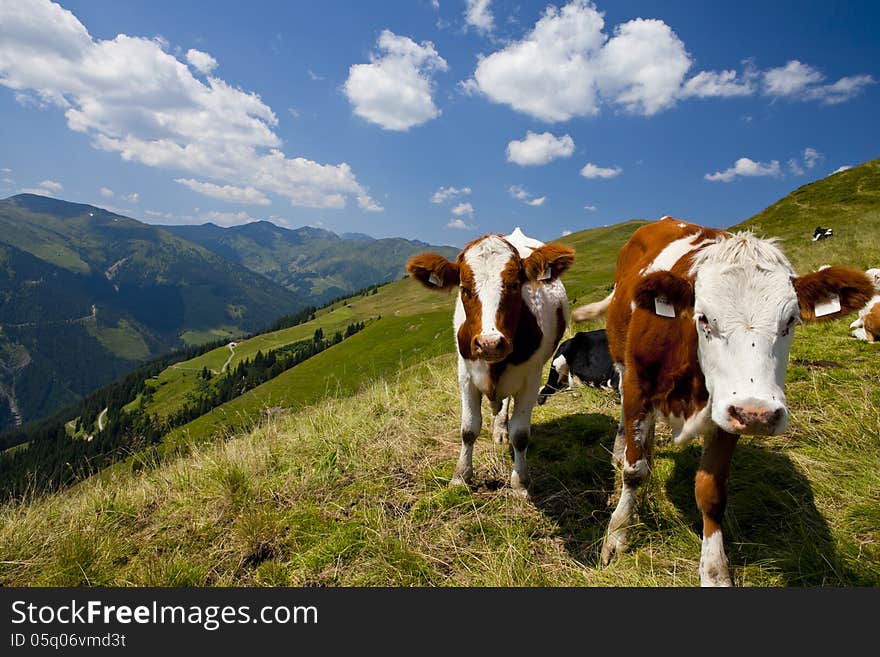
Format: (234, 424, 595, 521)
(162, 220, 458, 305)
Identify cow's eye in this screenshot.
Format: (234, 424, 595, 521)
(697, 314, 712, 334)
(781, 315, 797, 336)
(460, 286, 472, 298)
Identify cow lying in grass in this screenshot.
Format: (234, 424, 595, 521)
(537, 329, 619, 405)
(572, 216, 873, 586)
(407, 228, 575, 496)
(850, 268, 880, 342)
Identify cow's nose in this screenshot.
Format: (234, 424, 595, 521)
(727, 404, 785, 434)
(473, 334, 507, 357)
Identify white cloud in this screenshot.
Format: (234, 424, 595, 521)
(469, 1, 692, 121)
(185, 48, 217, 74)
(561, 229, 572, 236)
(176, 178, 271, 205)
(1, 167, 12, 173)
(451, 202, 474, 217)
(431, 185, 471, 204)
(99, 186, 114, 198)
(583, 204, 597, 211)
(803, 147, 822, 169)
(506, 131, 574, 166)
(0, 0, 381, 212)
(580, 162, 622, 179)
(465, 0, 494, 34)
(508, 185, 545, 205)
(307, 69, 324, 81)
(447, 218, 474, 229)
(704, 157, 781, 182)
(122, 192, 139, 203)
(787, 159, 804, 176)
(680, 69, 754, 98)
(344, 29, 448, 131)
(763, 60, 875, 104)
(38, 179, 62, 192)
(431, 1, 440, 9)
(832, 165, 852, 174)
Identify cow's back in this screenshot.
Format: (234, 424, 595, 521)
(606, 217, 727, 363)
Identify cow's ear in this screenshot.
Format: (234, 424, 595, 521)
(793, 266, 874, 321)
(634, 271, 694, 317)
(406, 253, 460, 290)
(523, 244, 576, 282)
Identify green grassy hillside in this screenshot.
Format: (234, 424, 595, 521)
(1, 161, 878, 586)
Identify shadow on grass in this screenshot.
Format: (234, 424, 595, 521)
(526, 411, 868, 585)
(526, 412, 618, 567)
(664, 442, 870, 586)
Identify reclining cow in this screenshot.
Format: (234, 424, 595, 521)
(407, 228, 575, 496)
(850, 268, 880, 342)
(572, 216, 873, 586)
(537, 329, 619, 404)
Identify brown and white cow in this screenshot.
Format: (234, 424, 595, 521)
(572, 216, 873, 586)
(407, 227, 575, 495)
(850, 268, 880, 342)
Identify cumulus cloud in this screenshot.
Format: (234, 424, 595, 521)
(465, 0, 494, 34)
(561, 229, 572, 236)
(451, 202, 474, 217)
(583, 204, 597, 211)
(431, 185, 471, 204)
(99, 186, 114, 197)
(344, 29, 448, 131)
(122, 192, 139, 203)
(176, 178, 271, 205)
(508, 185, 545, 205)
(803, 147, 822, 169)
(447, 218, 474, 229)
(680, 69, 754, 98)
(196, 210, 259, 227)
(185, 48, 217, 74)
(704, 157, 781, 182)
(506, 131, 575, 166)
(763, 60, 875, 104)
(580, 162, 621, 179)
(0, 0, 381, 212)
(787, 159, 804, 176)
(38, 179, 63, 192)
(468, 1, 692, 121)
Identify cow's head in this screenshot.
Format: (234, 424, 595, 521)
(635, 233, 873, 436)
(407, 235, 575, 363)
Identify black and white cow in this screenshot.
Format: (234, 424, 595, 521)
(537, 330, 619, 404)
(812, 226, 833, 241)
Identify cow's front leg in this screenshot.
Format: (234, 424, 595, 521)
(695, 429, 738, 587)
(490, 396, 510, 444)
(451, 377, 482, 486)
(611, 363, 626, 468)
(602, 386, 654, 566)
(508, 375, 540, 497)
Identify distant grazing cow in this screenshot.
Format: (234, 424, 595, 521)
(537, 330, 618, 405)
(572, 216, 872, 586)
(850, 268, 880, 342)
(407, 228, 575, 495)
(812, 226, 833, 241)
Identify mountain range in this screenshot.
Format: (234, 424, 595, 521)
(0, 194, 455, 432)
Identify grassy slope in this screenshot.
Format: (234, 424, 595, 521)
(2, 164, 878, 586)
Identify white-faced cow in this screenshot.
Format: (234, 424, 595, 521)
(850, 268, 880, 342)
(407, 228, 575, 496)
(572, 216, 873, 586)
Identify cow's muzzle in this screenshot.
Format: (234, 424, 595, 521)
(725, 402, 787, 435)
(472, 333, 510, 363)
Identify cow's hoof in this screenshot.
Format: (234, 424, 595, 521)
(450, 468, 472, 487)
(600, 530, 627, 566)
(509, 471, 530, 497)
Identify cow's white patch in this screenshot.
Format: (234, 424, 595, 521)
(662, 404, 712, 445)
(551, 354, 569, 376)
(644, 234, 716, 275)
(463, 236, 516, 338)
(654, 296, 675, 318)
(699, 531, 731, 587)
(814, 293, 841, 317)
(505, 226, 543, 258)
(678, 222, 686, 228)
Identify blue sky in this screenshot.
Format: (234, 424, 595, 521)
(1, 0, 878, 247)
